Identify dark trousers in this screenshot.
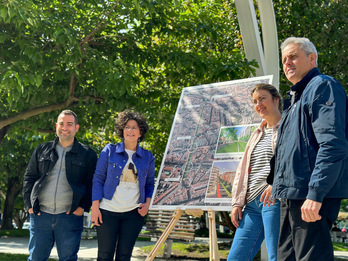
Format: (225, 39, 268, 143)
(278, 198, 341, 261)
(97, 208, 144, 261)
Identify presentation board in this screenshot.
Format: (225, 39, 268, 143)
(150, 75, 273, 211)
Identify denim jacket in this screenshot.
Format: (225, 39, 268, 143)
(92, 142, 155, 204)
(272, 68, 348, 202)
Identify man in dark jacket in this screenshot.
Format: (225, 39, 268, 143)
(272, 37, 348, 260)
(23, 110, 97, 261)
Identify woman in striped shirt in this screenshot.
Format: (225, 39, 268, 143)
(227, 83, 282, 261)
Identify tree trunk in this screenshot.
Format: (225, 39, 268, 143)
(1, 175, 22, 229)
(0, 125, 10, 146)
(216, 211, 236, 233)
(13, 210, 28, 229)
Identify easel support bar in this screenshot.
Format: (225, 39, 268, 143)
(145, 209, 184, 261)
(208, 209, 220, 261)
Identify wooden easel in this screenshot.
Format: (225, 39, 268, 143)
(145, 208, 220, 261)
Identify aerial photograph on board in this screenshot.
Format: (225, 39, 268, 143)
(151, 76, 272, 211)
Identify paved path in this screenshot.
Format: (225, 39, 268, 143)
(1, 236, 348, 260)
(0, 236, 152, 261)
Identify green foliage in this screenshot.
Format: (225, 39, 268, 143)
(0, 0, 254, 168)
(341, 199, 348, 212)
(273, 0, 347, 96)
(0, 0, 254, 231)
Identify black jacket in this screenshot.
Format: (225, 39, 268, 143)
(23, 137, 97, 215)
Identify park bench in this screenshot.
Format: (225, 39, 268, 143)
(140, 209, 197, 258)
(331, 231, 348, 243)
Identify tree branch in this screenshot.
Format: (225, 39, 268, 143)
(87, 34, 129, 43)
(0, 95, 104, 131)
(21, 127, 55, 134)
(81, 1, 120, 47)
(69, 72, 76, 96)
(0, 124, 10, 146)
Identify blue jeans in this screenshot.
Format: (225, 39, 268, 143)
(97, 208, 144, 261)
(28, 212, 84, 261)
(227, 194, 280, 261)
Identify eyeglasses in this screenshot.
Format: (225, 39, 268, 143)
(124, 126, 138, 131)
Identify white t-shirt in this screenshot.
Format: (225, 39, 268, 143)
(100, 149, 141, 212)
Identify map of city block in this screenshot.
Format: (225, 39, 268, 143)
(151, 76, 273, 211)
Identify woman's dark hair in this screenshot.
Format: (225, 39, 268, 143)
(251, 83, 283, 111)
(115, 110, 149, 142)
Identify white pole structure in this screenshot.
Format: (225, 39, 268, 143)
(234, 0, 279, 89)
(234, 2, 278, 260)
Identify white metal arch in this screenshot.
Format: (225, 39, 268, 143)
(235, 0, 279, 89)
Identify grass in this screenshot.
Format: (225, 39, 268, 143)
(334, 242, 348, 251)
(140, 241, 348, 260)
(141, 242, 232, 260)
(216, 141, 247, 153)
(0, 229, 29, 237)
(1, 229, 347, 260)
(0, 253, 55, 261)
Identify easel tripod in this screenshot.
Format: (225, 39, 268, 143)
(145, 208, 220, 261)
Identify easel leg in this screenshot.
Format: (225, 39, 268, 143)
(145, 209, 184, 261)
(208, 209, 220, 261)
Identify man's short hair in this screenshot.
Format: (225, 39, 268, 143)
(58, 110, 79, 125)
(281, 37, 318, 66)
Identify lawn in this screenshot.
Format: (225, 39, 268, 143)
(0, 229, 29, 237)
(0, 253, 55, 261)
(334, 242, 348, 251)
(1, 229, 347, 260)
(216, 141, 247, 153)
(140, 241, 348, 260)
(140, 241, 232, 260)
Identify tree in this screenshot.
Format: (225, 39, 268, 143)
(272, 0, 347, 95)
(0, 0, 254, 155)
(0, 130, 51, 229)
(0, 0, 255, 229)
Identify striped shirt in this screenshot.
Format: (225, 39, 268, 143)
(246, 128, 273, 203)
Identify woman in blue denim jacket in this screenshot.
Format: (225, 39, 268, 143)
(91, 110, 155, 261)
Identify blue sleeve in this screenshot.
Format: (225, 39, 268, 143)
(307, 77, 348, 202)
(92, 145, 110, 201)
(144, 153, 155, 199)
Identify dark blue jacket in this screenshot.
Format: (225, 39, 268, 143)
(23, 137, 97, 215)
(272, 68, 348, 202)
(92, 142, 155, 204)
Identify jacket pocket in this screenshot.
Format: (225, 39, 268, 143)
(70, 160, 87, 182)
(38, 156, 51, 174)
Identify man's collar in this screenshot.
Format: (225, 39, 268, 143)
(290, 67, 321, 104)
(291, 67, 321, 93)
(52, 137, 79, 153)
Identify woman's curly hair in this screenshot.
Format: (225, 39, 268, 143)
(115, 110, 149, 142)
